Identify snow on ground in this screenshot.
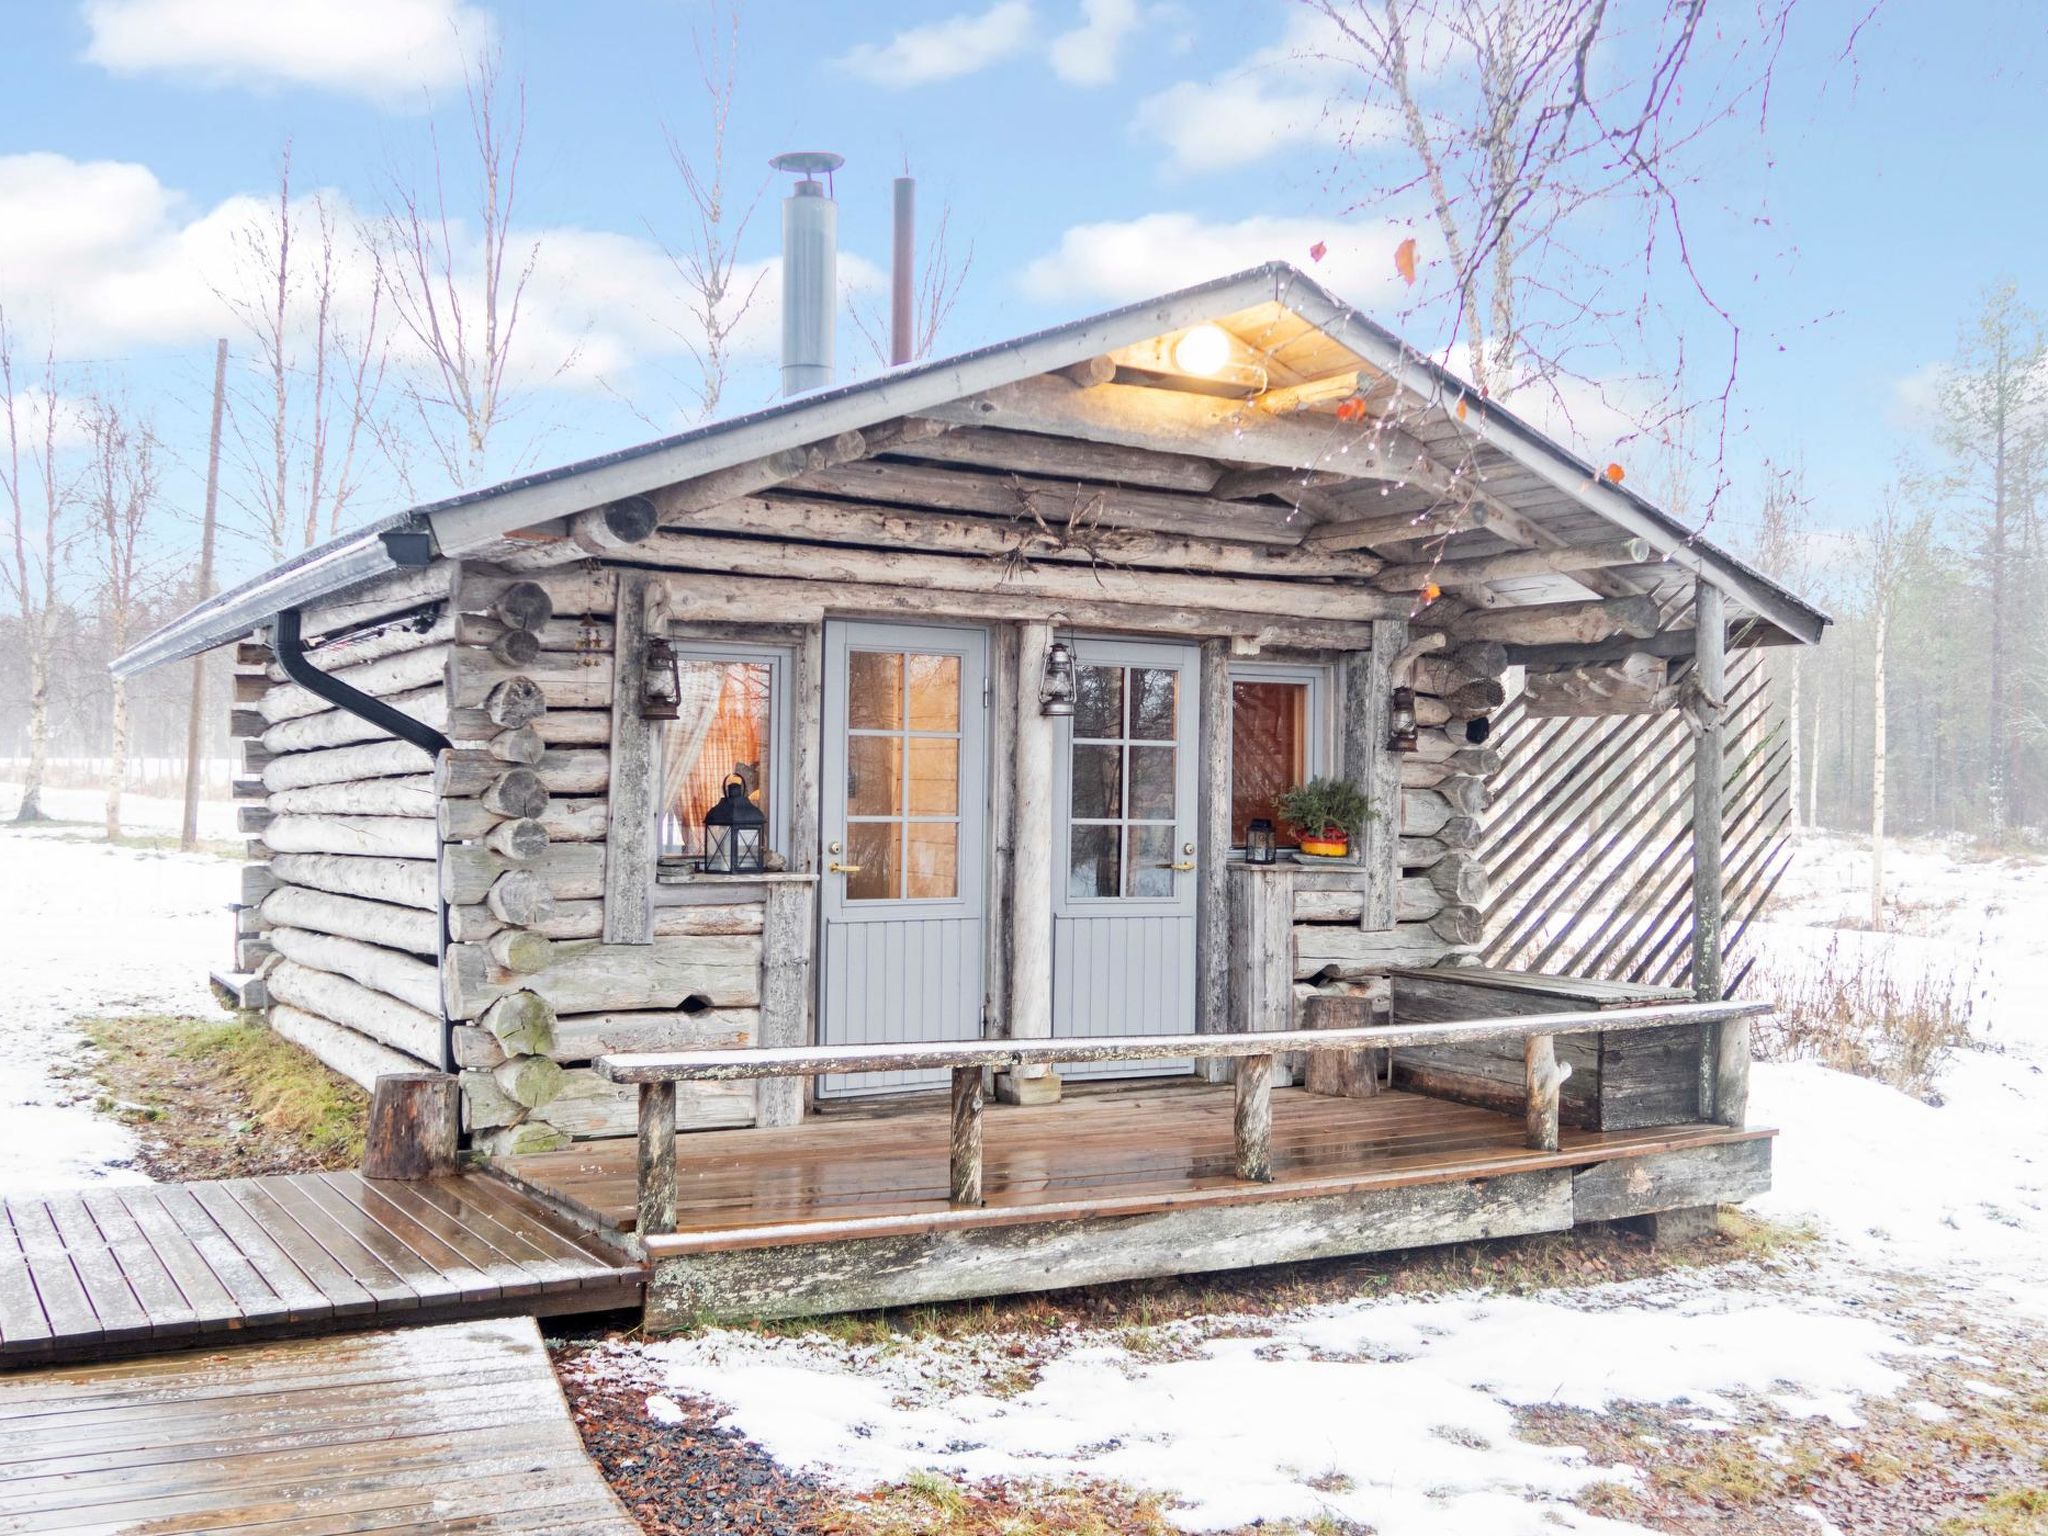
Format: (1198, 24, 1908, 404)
(575, 830, 2048, 1533)
(0, 794, 236, 1194)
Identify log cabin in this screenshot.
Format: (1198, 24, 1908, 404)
(113, 258, 1823, 1323)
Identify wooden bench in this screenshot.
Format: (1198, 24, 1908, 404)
(594, 999, 1769, 1239)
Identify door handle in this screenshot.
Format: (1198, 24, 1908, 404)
(829, 862, 864, 874)
(1169, 860, 1197, 872)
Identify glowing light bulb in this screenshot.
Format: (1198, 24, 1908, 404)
(1172, 324, 1233, 377)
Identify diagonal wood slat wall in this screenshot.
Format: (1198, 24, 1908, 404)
(1479, 627, 1790, 994)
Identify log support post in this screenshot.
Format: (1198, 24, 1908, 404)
(1193, 638, 1233, 1079)
(1229, 863, 1298, 1084)
(1345, 619, 1407, 930)
(362, 1072, 459, 1180)
(1234, 1053, 1273, 1182)
(949, 1065, 985, 1207)
(1691, 579, 1747, 1127)
(997, 621, 1060, 1107)
(637, 1080, 677, 1240)
(1523, 1033, 1566, 1152)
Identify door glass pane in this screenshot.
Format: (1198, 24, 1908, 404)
(905, 821, 958, 899)
(1127, 825, 1176, 898)
(1128, 746, 1176, 820)
(848, 651, 904, 729)
(1130, 668, 1177, 739)
(905, 738, 959, 815)
(846, 736, 902, 816)
(906, 654, 961, 731)
(1232, 680, 1310, 845)
(1074, 666, 1122, 739)
(1067, 824, 1120, 899)
(846, 821, 901, 901)
(1070, 743, 1123, 819)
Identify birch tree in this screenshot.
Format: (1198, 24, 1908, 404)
(374, 44, 543, 492)
(219, 145, 387, 562)
(1748, 463, 1813, 831)
(1863, 491, 1917, 927)
(79, 397, 161, 840)
(1, 309, 68, 824)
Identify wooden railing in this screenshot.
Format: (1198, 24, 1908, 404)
(594, 999, 1768, 1240)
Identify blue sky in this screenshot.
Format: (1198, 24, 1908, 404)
(1, 0, 2042, 587)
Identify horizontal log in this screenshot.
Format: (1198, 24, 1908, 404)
(438, 747, 608, 798)
(1294, 875, 1446, 924)
(674, 493, 1385, 578)
(269, 851, 438, 909)
(595, 1001, 1769, 1082)
(642, 528, 1397, 622)
(1296, 923, 1463, 975)
(259, 644, 451, 724)
(265, 958, 442, 1062)
(657, 571, 1380, 651)
(265, 813, 440, 861)
(299, 566, 449, 640)
(1378, 539, 1652, 592)
(442, 932, 762, 1020)
(261, 738, 433, 792)
(452, 649, 614, 711)
(532, 713, 612, 748)
(267, 924, 443, 1015)
(269, 1003, 429, 1093)
(889, 422, 1222, 494)
(462, 568, 616, 617)
(442, 842, 605, 906)
(260, 686, 449, 755)
(531, 1070, 755, 1139)
(447, 899, 764, 944)
(450, 1006, 756, 1067)
(1522, 654, 1675, 718)
(1451, 595, 1661, 646)
(260, 885, 439, 957)
(268, 776, 437, 819)
(453, 613, 615, 654)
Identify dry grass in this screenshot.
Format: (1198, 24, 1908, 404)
(1747, 934, 1980, 1101)
(84, 1013, 367, 1178)
(824, 1473, 1177, 1536)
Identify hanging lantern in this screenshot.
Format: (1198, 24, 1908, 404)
(1039, 638, 1077, 717)
(1387, 686, 1419, 752)
(1245, 818, 1277, 866)
(701, 772, 767, 874)
(641, 636, 683, 721)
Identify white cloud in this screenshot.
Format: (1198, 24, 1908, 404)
(1049, 0, 1142, 86)
(1133, 8, 1403, 175)
(837, 1, 1035, 87)
(1020, 212, 1408, 308)
(79, 0, 493, 104)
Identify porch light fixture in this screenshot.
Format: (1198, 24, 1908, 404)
(1245, 818, 1277, 866)
(1172, 323, 1234, 377)
(641, 636, 683, 721)
(1039, 638, 1077, 717)
(701, 773, 767, 875)
(1387, 686, 1420, 752)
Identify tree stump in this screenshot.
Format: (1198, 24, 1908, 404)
(363, 1072, 460, 1180)
(1302, 992, 1382, 1098)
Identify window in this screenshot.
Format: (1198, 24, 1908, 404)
(1067, 661, 1182, 899)
(1229, 663, 1329, 848)
(658, 644, 790, 866)
(844, 647, 964, 901)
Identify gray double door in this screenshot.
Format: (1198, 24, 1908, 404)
(818, 623, 1199, 1095)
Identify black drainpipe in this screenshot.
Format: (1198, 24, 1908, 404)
(271, 606, 457, 1070)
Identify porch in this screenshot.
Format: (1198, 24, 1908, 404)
(491, 1068, 1773, 1324)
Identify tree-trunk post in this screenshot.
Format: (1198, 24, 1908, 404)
(637, 1080, 677, 1239)
(949, 1065, 984, 1207)
(362, 1072, 460, 1179)
(1692, 579, 1746, 1127)
(1234, 1053, 1274, 1183)
(1523, 1034, 1563, 1152)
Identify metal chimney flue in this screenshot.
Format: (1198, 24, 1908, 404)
(771, 151, 843, 397)
(890, 176, 915, 368)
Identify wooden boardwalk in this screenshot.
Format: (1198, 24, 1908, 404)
(0, 1314, 641, 1534)
(0, 1172, 644, 1368)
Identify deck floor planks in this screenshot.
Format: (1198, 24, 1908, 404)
(497, 1084, 1768, 1242)
(0, 1173, 642, 1369)
(0, 1316, 641, 1535)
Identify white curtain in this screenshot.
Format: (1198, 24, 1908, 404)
(656, 664, 728, 856)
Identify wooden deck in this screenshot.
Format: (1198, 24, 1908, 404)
(0, 1172, 644, 1369)
(496, 1082, 1771, 1246)
(0, 1315, 640, 1534)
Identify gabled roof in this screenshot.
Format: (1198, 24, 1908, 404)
(112, 263, 1825, 678)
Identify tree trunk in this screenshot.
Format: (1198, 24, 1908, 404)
(1786, 652, 1803, 835)
(1871, 601, 1888, 929)
(105, 675, 128, 840)
(13, 645, 48, 822)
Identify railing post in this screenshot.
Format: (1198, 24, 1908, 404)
(1523, 1033, 1564, 1152)
(637, 1080, 677, 1239)
(1234, 1053, 1273, 1182)
(949, 1065, 984, 1207)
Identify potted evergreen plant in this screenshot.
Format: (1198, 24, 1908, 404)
(1276, 777, 1373, 859)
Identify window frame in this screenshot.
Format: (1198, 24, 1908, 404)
(656, 638, 794, 869)
(1226, 659, 1333, 852)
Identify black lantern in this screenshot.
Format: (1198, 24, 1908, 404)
(701, 773, 766, 874)
(1245, 818, 1277, 865)
(641, 636, 683, 721)
(1039, 638, 1076, 716)
(1387, 686, 1419, 752)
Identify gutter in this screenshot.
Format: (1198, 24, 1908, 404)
(270, 606, 456, 1072)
